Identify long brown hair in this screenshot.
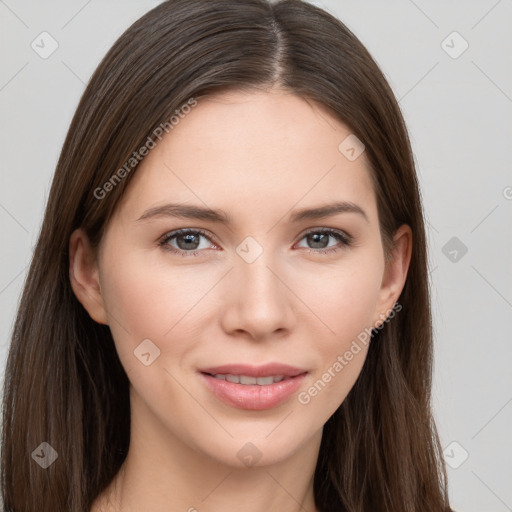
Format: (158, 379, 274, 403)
(1, 0, 452, 510)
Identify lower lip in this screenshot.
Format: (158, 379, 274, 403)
(199, 372, 307, 410)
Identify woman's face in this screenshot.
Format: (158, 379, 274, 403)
(72, 88, 410, 469)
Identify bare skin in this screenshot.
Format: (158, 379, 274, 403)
(70, 87, 411, 512)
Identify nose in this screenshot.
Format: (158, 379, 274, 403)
(219, 247, 295, 340)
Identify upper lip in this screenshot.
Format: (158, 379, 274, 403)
(199, 363, 308, 378)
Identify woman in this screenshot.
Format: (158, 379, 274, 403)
(0, 0, 453, 510)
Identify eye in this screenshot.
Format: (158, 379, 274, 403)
(159, 228, 216, 257)
(295, 228, 352, 255)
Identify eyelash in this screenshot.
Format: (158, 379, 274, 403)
(158, 228, 353, 257)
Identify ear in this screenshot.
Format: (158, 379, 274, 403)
(69, 228, 109, 325)
(372, 224, 412, 327)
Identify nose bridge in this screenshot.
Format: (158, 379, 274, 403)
(236, 235, 283, 302)
(222, 235, 293, 337)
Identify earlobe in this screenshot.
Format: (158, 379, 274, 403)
(69, 228, 109, 325)
(373, 224, 412, 326)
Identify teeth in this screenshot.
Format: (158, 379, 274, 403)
(240, 375, 257, 385)
(212, 374, 287, 385)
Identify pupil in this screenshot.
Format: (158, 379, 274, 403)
(178, 233, 199, 250)
(309, 233, 328, 249)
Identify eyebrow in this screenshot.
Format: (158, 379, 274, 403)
(136, 200, 368, 224)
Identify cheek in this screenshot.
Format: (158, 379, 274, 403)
(98, 246, 226, 381)
(297, 253, 383, 412)
(98, 250, 193, 371)
(302, 251, 383, 343)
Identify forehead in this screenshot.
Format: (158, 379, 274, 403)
(116, 88, 377, 225)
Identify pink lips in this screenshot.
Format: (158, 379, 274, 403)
(198, 363, 308, 410)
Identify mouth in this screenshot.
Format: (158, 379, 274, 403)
(201, 373, 298, 386)
(198, 364, 308, 410)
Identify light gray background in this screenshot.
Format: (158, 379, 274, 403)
(1, 1, 511, 510)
